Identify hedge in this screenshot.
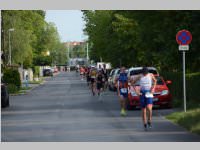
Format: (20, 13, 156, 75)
(161, 72, 200, 109)
(2, 68, 21, 92)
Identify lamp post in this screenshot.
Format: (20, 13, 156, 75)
(8, 28, 14, 65)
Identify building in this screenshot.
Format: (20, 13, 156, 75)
(63, 41, 89, 66)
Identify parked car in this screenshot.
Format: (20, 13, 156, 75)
(1, 82, 10, 108)
(108, 68, 120, 91)
(127, 75, 172, 110)
(43, 69, 53, 77)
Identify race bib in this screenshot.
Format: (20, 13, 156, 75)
(131, 91, 137, 96)
(120, 88, 127, 93)
(145, 92, 153, 98)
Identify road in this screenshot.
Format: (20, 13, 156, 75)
(1, 71, 200, 142)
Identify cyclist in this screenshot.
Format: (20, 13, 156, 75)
(90, 66, 97, 96)
(131, 67, 157, 131)
(117, 66, 129, 116)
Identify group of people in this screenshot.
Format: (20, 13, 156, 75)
(77, 64, 157, 131)
(116, 66, 157, 131)
(78, 64, 108, 97)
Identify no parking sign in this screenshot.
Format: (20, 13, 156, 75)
(176, 29, 192, 112)
(176, 30, 192, 51)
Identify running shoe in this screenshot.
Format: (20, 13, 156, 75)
(144, 124, 148, 131)
(92, 92, 95, 96)
(148, 121, 152, 129)
(120, 109, 127, 116)
(120, 109, 124, 116)
(123, 110, 127, 116)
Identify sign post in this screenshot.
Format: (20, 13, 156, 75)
(176, 29, 192, 112)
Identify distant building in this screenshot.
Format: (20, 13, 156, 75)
(63, 41, 85, 47)
(63, 41, 88, 66)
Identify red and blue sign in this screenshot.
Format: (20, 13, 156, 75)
(176, 30, 192, 45)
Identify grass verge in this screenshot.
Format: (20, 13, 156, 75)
(166, 108, 200, 135)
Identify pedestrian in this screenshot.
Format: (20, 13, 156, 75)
(25, 74, 29, 88)
(117, 66, 128, 116)
(131, 67, 157, 131)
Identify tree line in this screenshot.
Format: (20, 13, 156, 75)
(1, 10, 67, 69)
(82, 10, 200, 73)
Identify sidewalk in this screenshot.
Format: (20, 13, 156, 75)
(11, 72, 61, 96)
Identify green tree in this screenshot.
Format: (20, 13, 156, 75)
(83, 10, 200, 72)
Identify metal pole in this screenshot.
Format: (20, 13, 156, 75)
(183, 51, 187, 112)
(8, 30, 11, 65)
(86, 43, 89, 61)
(67, 42, 70, 65)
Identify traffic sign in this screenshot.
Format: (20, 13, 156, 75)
(176, 30, 192, 45)
(176, 29, 192, 112)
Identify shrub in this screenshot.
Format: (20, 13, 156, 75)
(32, 66, 40, 77)
(3, 68, 21, 90)
(7, 84, 18, 94)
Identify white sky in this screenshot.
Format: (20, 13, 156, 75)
(45, 10, 87, 42)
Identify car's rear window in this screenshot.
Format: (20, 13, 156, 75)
(130, 69, 158, 76)
(133, 76, 164, 86)
(155, 76, 164, 85)
(149, 70, 158, 74)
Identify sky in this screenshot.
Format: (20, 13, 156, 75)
(45, 10, 87, 42)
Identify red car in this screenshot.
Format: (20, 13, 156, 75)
(127, 75, 172, 110)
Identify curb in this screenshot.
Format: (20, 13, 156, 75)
(9, 72, 60, 96)
(10, 80, 46, 96)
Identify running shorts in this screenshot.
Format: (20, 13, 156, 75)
(140, 89, 153, 108)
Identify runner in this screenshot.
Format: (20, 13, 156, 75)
(102, 64, 108, 91)
(86, 66, 91, 86)
(89, 66, 97, 96)
(117, 66, 128, 116)
(131, 67, 157, 131)
(76, 64, 79, 73)
(96, 70, 104, 99)
(80, 66, 85, 80)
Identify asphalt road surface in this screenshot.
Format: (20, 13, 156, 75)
(1, 72, 200, 142)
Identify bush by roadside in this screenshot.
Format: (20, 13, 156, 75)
(2, 68, 21, 93)
(161, 72, 200, 109)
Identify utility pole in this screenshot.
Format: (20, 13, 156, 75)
(86, 43, 89, 60)
(86, 42, 89, 64)
(67, 42, 70, 65)
(8, 28, 14, 65)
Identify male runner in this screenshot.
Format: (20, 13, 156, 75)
(89, 66, 97, 96)
(96, 70, 104, 99)
(131, 67, 157, 130)
(117, 66, 128, 116)
(102, 64, 108, 91)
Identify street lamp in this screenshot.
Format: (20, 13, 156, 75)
(8, 28, 14, 65)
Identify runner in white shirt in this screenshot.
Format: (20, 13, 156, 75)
(131, 67, 157, 131)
